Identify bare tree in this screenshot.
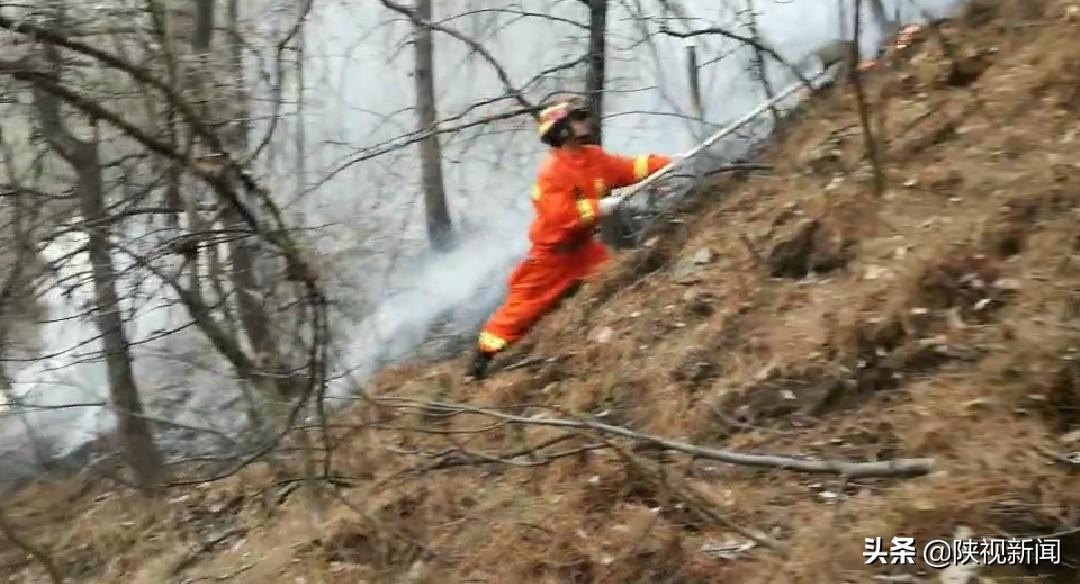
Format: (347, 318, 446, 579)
(0, 142, 52, 469)
(867, 0, 899, 39)
(413, 0, 455, 252)
(582, 0, 607, 145)
(683, 39, 705, 142)
(293, 0, 306, 205)
(24, 32, 165, 491)
(187, 0, 297, 414)
(850, 0, 887, 198)
(581, 0, 635, 249)
(0, 0, 330, 486)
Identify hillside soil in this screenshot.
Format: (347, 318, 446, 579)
(6, 1, 1080, 582)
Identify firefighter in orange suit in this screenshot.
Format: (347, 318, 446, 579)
(466, 97, 672, 379)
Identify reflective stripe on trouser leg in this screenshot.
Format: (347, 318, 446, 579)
(478, 331, 507, 353)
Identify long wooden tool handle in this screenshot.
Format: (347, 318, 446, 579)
(608, 66, 833, 205)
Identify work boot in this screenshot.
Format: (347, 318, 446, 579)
(465, 349, 494, 381)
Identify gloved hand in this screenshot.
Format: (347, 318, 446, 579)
(598, 196, 621, 217)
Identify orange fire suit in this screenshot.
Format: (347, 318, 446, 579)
(477, 145, 671, 355)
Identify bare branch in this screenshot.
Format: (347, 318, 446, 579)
(0, 14, 223, 154)
(658, 24, 811, 88)
(434, 7, 589, 31)
(309, 103, 542, 194)
(249, 0, 314, 162)
(0, 15, 316, 282)
(376, 0, 537, 117)
(0, 57, 319, 310)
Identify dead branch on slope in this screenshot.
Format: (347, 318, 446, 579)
(375, 397, 935, 478)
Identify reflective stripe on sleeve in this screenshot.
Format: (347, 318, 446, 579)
(531, 184, 542, 201)
(633, 155, 650, 180)
(576, 199, 596, 223)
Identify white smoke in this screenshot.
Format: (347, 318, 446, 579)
(0, 0, 966, 472)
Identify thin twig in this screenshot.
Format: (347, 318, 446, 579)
(658, 25, 811, 88)
(376, 0, 535, 116)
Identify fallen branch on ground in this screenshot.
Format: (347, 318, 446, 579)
(374, 397, 935, 478)
(399, 442, 609, 473)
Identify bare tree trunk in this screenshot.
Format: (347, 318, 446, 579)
(191, 0, 287, 401)
(585, 0, 630, 249)
(684, 41, 705, 142)
(850, 0, 887, 198)
(285, 0, 327, 517)
(148, 3, 183, 232)
(0, 371, 51, 467)
(838, 0, 848, 40)
(155, 1, 236, 340)
(25, 11, 164, 490)
(30, 71, 165, 491)
(414, 0, 454, 252)
(82, 127, 165, 491)
(0, 155, 52, 470)
(867, 0, 898, 39)
(227, 0, 249, 151)
(682, 40, 710, 183)
(221, 0, 273, 441)
(294, 9, 306, 204)
(744, 0, 779, 131)
(584, 0, 606, 146)
(194, 0, 214, 56)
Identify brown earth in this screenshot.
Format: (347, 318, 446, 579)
(6, 1, 1080, 582)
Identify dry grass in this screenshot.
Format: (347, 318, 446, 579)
(6, 1, 1080, 583)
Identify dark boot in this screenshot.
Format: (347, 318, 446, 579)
(466, 349, 494, 380)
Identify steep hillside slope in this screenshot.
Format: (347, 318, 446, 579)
(6, 2, 1080, 583)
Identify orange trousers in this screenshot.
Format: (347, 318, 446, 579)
(477, 239, 609, 354)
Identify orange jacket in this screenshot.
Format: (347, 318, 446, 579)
(528, 145, 671, 250)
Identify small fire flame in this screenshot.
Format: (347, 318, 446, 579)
(857, 24, 924, 72)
